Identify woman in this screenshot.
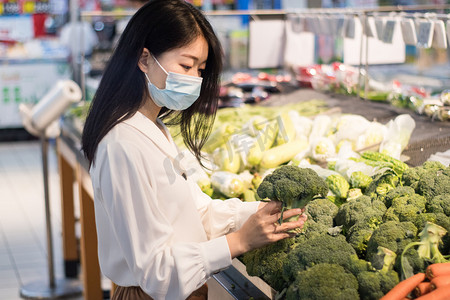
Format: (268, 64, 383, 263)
(81, 1, 306, 299)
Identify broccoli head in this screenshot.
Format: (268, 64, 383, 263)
(347, 222, 378, 258)
(357, 246, 399, 300)
(366, 221, 418, 261)
(365, 172, 400, 201)
(257, 165, 328, 210)
(283, 234, 356, 284)
(335, 195, 386, 233)
(383, 192, 427, 225)
(426, 194, 450, 216)
(286, 264, 359, 300)
(305, 197, 338, 227)
(417, 169, 450, 201)
(383, 186, 416, 208)
(402, 162, 450, 201)
(435, 213, 450, 255)
(301, 219, 330, 239)
(241, 238, 297, 292)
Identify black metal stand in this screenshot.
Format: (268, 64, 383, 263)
(20, 135, 82, 299)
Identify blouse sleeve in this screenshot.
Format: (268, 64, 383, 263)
(95, 141, 232, 300)
(188, 179, 260, 239)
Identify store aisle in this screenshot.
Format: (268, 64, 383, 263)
(0, 140, 83, 300)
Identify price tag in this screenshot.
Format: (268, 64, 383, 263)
(345, 16, 355, 39)
(334, 16, 346, 37)
(289, 14, 303, 33)
(382, 19, 396, 44)
(432, 20, 447, 49)
(374, 17, 385, 40)
(417, 20, 434, 48)
(400, 18, 417, 45)
(313, 16, 321, 35)
(319, 16, 331, 36)
(3, 1, 20, 15)
(447, 20, 450, 47)
(305, 16, 314, 33)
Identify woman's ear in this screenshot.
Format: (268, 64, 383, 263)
(138, 48, 151, 73)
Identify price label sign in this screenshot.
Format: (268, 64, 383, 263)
(382, 19, 396, 44)
(345, 16, 355, 39)
(289, 14, 303, 33)
(374, 17, 385, 40)
(3, 0, 20, 15)
(35, 0, 50, 13)
(417, 20, 434, 48)
(447, 20, 450, 47)
(432, 20, 447, 49)
(400, 18, 417, 45)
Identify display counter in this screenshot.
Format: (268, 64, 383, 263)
(56, 88, 450, 300)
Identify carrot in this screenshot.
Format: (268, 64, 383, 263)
(415, 282, 432, 297)
(380, 273, 426, 300)
(430, 275, 450, 291)
(426, 263, 450, 280)
(415, 286, 450, 300)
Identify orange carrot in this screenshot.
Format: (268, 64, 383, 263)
(381, 273, 426, 300)
(426, 263, 450, 280)
(430, 275, 450, 291)
(415, 282, 432, 297)
(415, 286, 450, 300)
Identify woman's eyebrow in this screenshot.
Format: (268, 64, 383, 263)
(181, 54, 207, 64)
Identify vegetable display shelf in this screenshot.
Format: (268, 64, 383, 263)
(57, 87, 450, 300)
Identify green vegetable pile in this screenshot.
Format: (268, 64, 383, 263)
(241, 159, 450, 300)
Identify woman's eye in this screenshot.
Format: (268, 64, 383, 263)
(181, 65, 192, 71)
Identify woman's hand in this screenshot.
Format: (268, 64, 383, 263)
(226, 201, 307, 258)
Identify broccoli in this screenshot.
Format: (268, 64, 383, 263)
(417, 168, 450, 201)
(326, 174, 350, 200)
(402, 161, 446, 190)
(402, 162, 450, 201)
(301, 219, 330, 239)
(304, 197, 338, 227)
(426, 194, 450, 216)
(241, 238, 297, 292)
(350, 171, 373, 191)
(401, 222, 448, 279)
(335, 195, 386, 233)
(286, 264, 359, 300)
(257, 165, 328, 222)
(347, 222, 378, 258)
(357, 247, 399, 300)
(383, 186, 416, 208)
(365, 171, 400, 201)
(283, 234, 356, 284)
(366, 221, 417, 262)
(383, 193, 427, 224)
(434, 213, 450, 255)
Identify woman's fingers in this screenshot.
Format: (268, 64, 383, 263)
(269, 207, 303, 224)
(272, 213, 307, 234)
(259, 200, 282, 215)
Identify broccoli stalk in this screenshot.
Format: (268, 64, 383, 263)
(401, 222, 449, 279)
(257, 165, 328, 224)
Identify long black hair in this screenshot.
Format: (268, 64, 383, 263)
(82, 0, 222, 166)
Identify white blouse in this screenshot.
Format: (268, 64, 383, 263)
(90, 111, 259, 300)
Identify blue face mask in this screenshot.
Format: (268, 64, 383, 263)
(144, 54, 203, 111)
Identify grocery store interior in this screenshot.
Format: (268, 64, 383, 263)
(1, 0, 450, 299)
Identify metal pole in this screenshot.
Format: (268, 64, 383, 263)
(20, 135, 82, 299)
(364, 12, 369, 102)
(41, 135, 56, 289)
(358, 14, 364, 99)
